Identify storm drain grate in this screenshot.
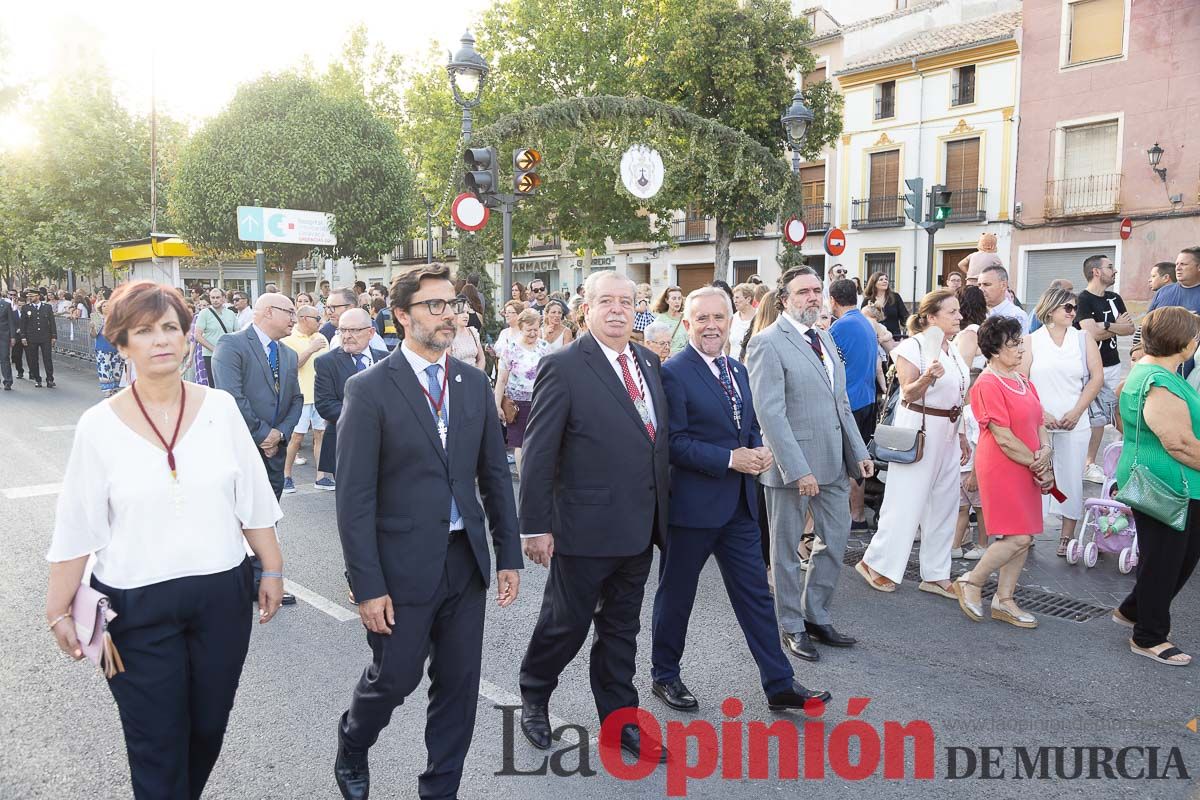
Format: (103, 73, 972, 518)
(841, 544, 1112, 623)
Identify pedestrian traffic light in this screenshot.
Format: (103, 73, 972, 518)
(903, 177, 924, 224)
(930, 185, 953, 222)
(513, 147, 542, 197)
(463, 146, 498, 203)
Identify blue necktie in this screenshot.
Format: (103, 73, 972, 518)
(267, 340, 281, 423)
(267, 340, 280, 391)
(424, 363, 461, 526)
(715, 356, 743, 429)
(353, 353, 366, 372)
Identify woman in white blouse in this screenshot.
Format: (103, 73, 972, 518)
(45, 280, 284, 800)
(1022, 286, 1103, 556)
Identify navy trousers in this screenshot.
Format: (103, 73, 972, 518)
(341, 533, 486, 800)
(94, 560, 255, 800)
(651, 502, 794, 696)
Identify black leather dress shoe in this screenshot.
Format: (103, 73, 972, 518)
(619, 724, 669, 764)
(33, 381, 41, 388)
(767, 681, 833, 711)
(651, 678, 698, 711)
(782, 631, 819, 662)
(46, 380, 55, 388)
(281, 592, 297, 606)
(520, 701, 552, 750)
(805, 623, 857, 647)
(334, 739, 369, 800)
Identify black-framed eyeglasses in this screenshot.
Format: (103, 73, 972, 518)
(269, 305, 297, 319)
(530, 286, 546, 293)
(407, 297, 467, 315)
(338, 326, 373, 335)
(299, 314, 322, 321)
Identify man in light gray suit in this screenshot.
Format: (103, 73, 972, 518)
(745, 267, 873, 663)
(213, 293, 304, 603)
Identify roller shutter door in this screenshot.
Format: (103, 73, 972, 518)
(1023, 245, 1115, 305)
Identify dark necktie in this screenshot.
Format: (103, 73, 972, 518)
(805, 328, 825, 363)
(423, 363, 461, 525)
(715, 356, 743, 429)
(353, 353, 367, 372)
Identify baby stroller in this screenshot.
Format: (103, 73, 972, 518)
(1065, 442, 1139, 573)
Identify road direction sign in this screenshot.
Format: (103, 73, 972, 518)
(783, 215, 807, 246)
(824, 226, 846, 256)
(451, 192, 490, 231)
(236, 206, 336, 246)
(1120, 217, 1133, 240)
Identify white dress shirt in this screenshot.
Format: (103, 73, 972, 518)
(249, 323, 274, 358)
(595, 337, 658, 431)
(777, 313, 835, 385)
(400, 340, 463, 531)
(48, 390, 283, 588)
(237, 306, 255, 331)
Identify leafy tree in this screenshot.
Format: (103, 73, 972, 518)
(168, 73, 415, 292)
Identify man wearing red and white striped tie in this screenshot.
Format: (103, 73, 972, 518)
(517, 270, 673, 765)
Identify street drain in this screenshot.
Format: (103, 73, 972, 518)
(842, 544, 1111, 623)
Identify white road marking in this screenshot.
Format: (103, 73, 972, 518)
(36, 425, 76, 432)
(3, 483, 63, 499)
(283, 579, 359, 622)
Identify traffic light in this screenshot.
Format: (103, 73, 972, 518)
(463, 147, 499, 204)
(929, 185, 953, 222)
(903, 177, 924, 224)
(513, 147, 542, 197)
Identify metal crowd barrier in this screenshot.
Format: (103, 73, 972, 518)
(53, 315, 97, 361)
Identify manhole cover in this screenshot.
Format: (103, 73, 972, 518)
(842, 544, 1111, 623)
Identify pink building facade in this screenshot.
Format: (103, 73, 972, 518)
(1012, 0, 1200, 307)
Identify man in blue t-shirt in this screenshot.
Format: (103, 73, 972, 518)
(1144, 247, 1200, 377)
(829, 278, 879, 532)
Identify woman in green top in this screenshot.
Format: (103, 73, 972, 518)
(1115, 306, 1200, 667)
(653, 285, 689, 355)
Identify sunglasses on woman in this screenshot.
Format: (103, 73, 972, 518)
(1061, 304, 1077, 314)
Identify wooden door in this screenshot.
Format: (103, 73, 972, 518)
(941, 248, 975, 285)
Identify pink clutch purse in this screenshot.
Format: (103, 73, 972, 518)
(71, 584, 125, 678)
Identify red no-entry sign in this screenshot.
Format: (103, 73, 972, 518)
(824, 226, 846, 256)
(1119, 217, 1133, 240)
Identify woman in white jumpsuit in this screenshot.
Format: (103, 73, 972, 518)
(1023, 286, 1104, 555)
(857, 289, 971, 596)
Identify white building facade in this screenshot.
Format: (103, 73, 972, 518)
(833, 4, 1021, 304)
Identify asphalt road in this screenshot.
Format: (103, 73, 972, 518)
(1, 359, 1198, 799)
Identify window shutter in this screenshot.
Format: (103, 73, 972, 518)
(1069, 0, 1125, 64)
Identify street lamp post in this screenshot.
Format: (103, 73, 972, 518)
(780, 89, 814, 174)
(447, 31, 489, 147)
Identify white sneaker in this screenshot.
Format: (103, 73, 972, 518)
(962, 545, 987, 561)
(951, 547, 965, 559)
(1083, 463, 1105, 484)
(295, 456, 307, 466)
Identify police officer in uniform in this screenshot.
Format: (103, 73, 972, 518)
(21, 288, 57, 388)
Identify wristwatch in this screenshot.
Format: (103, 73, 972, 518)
(1104, 320, 1111, 331)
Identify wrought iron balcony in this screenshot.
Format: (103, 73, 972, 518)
(851, 196, 905, 229)
(940, 188, 988, 222)
(672, 215, 712, 243)
(527, 232, 561, 251)
(1045, 174, 1122, 218)
(800, 202, 831, 232)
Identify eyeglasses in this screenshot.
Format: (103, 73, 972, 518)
(338, 326, 373, 335)
(1062, 304, 1077, 314)
(407, 297, 467, 315)
(269, 306, 297, 319)
(530, 286, 546, 293)
(299, 314, 322, 321)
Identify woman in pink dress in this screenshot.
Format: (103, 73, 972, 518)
(955, 315, 1054, 629)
